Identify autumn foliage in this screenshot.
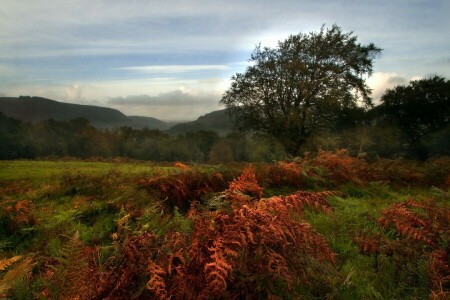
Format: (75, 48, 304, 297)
(138, 169, 228, 211)
(1, 152, 449, 299)
(377, 199, 450, 298)
(146, 168, 337, 299)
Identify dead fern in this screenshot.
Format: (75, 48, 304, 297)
(266, 161, 304, 188)
(139, 170, 227, 211)
(303, 150, 364, 185)
(378, 199, 450, 298)
(0, 256, 34, 297)
(146, 169, 338, 299)
(0, 256, 22, 272)
(378, 199, 439, 245)
(226, 167, 264, 200)
(45, 232, 98, 299)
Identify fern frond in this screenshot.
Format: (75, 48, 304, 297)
(147, 261, 168, 300)
(204, 240, 232, 296)
(1, 257, 34, 282)
(227, 167, 263, 201)
(48, 231, 97, 299)
(0, 256, 22, 271)
(0, 257, 35, 295)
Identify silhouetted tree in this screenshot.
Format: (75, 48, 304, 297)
(379, 76, 450, 160)
(0, 112, 35, 159)
(221, 25, 381, 156)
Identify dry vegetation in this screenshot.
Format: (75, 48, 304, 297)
(0, 151, 449, 299)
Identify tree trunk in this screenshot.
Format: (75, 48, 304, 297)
(280, 138, 304, 157)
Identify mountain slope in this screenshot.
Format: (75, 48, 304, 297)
(128, 116, 176, 130)
(0, 96, 170, 129)
(166, 109, 235, 136)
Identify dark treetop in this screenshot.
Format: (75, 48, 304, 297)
(221, 25, 381, 156)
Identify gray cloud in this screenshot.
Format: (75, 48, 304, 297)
(436, 57, 450, 64)
(387, 76, 407, 84)
(108, 90, 220, 106)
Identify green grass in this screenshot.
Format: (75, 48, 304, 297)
(0, 160, 173, 182)
(303, 186, 436, 299)
(0, 159, 446, 299)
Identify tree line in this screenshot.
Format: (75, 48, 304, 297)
(0, 114, 283, 162)
(0, 103, 448, 162)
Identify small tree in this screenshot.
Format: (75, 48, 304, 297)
(380, 76, 450, 160)
(221, 25, 381, 156)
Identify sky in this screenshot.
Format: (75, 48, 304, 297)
(0, 0, 449, 121)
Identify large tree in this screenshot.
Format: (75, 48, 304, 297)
(379, 76, 450, 160)
(220, 25, 381, 156)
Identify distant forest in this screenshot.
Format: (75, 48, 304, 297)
(1, 106, 449, 162)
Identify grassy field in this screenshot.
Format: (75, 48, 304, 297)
(0, 156, 448, 299)
(0, 160, 173, 182)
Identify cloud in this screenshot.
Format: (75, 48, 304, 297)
(430, 57, 450, 65)
(117, 65, 229, 73)
(387, 76, 406, 84)
(66, 84, 83, 102)
(197, 78, 225, 85)
(108, 88, 220, 106)
(106, 87, 224, 120)
(2, 0, 449, 120)
(367, 72, 423, 102)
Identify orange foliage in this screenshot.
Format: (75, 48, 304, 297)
(225, 166, 265, 205)
(227, 167, 264, 199)
(266, 162, 304, 188)
(139, 171, 227, 211)
(174, 162, 190, 170)
(378, 199, 450, 298)
(2, 200, 37, 233)
(378, 199, 438, 245)
(304, 149, 364, 185)
(146, 169, 337, 299)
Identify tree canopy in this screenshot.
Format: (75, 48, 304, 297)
(379, 75, 450, 160)
(221, 25, 381, 156)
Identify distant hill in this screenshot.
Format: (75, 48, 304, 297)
(0, 96, 171, 130)
(166, 109, 235, 136)
(128, 116, 176, 130)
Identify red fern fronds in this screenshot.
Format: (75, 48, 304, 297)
(259, 191, 339, 216)
(145, 176, 338, 298)
(266, 161, 304, 188)
(445, 174, 450, 188)
(354, 234, 383, 255)
(304, 150, 364, 185)
(378, 199, 436, 245)
(377, 198, 449, 298)
(147, 261, 168, 300)
(139, 171, 227, 211)
(226, 167, 263, 200)
(204, 240, 232, 295)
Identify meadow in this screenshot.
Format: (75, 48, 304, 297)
(0, 152, 449, 299)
